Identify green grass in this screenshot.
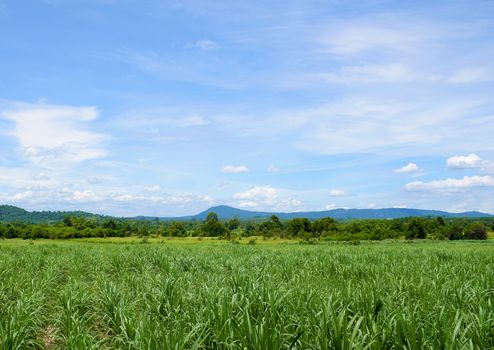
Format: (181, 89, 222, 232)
(1, 240, 494, 349)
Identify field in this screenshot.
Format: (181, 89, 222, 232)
(1, 240, 494, 349)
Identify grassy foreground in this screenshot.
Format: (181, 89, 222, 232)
(1, 240, 494, 349)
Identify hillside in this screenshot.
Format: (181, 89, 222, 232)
(0, 205, 101, 223)
(188, 205, 493, 220)
(1, 204, 492, 223)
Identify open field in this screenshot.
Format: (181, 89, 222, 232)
(2, 240, 494, 349)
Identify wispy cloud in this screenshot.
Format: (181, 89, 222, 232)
(406, 175, 494, 192)
(320, 20, 430, 56)
(231, 185, 303, 211)
(448, 67, 494, 84)
(221, 165, 249, 173)
(312, 63, 429, 84)
(267, 164, 279, 173)
(329, 189, 347, 197)
(186, 39, 219, 51)
(224, 97, 492, 156)
(233, 185, 277, 204)
(1, 101, 108, 167)
(395, 162, 419, 174)
(5, 182, 215, 216)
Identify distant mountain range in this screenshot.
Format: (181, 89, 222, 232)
(1, 204, 492, 224)
(176, 205, 493, 221)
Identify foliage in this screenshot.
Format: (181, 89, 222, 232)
(405, 217, 427, 239)
(200, 212, 228, 237)
(0, 211, 491, 241)
(0, 205, 100, 224)
(167, 222, 187, 237)
(2, 241, 494, 349)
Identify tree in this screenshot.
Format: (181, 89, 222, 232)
(257, 215, 284, 237)
(464, 222, 487, 240)
(226, 217, 240, 231)
(436, 216, 446, 227)
(313, 217, 337, 236)
(444, 221, 465, 240)
(168, 222, 186, 237)
(102, 219, 118, 230)
(63, 215, 73, 227)
(244, 222, 256, 236)
(405, 218, 427, 239)
(286, 218, 312, 237)
(201, 212, 228, 237)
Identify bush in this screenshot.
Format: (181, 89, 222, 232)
(405, 218, 427, 240)
(464, 222, 487, 240)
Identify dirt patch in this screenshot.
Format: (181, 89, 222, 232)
(40, 325, 57, 349)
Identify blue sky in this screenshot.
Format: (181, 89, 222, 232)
(0, 0, 493, 216)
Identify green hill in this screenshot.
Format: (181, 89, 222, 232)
(0, 205, 100, 223)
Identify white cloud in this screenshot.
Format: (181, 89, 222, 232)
(313, 63, 436, 84)
(449, 68, 494, 84)
(232, 185, 302, 211)
(325, 203, 337, 210)
(238, 201, 258, 208)
(405, 175, 494, 192)
(446, 153, 482, 169)
(143, 185, 161, 192)
(187, 39, 219, 51)
(1, 102, 107, 167)
(72, 190, 100, 202)
(5, 183, 215, 215)
(329, 189, 346, 197)
(267, 164, 279, 173)
(321, 22, 427, 56)
(12, 190, 33, 201)
(221, 165, 249, 173)
(394, 162, 419, 173)
(233, 185, 278, 204)
(445, 154, 494, 174)
(0, 167, 37, 187)
(34, 172, 51, 181)
(234, 96, 493, 156)
(176, 115, 207, 127)
(273, 199, 303, 212)
(119, 110, 208, 129)
(481, 162, 494, 175)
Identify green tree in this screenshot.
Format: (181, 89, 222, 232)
(405, 218, 427, 239)
(201, 212, 228, 237)
(312, 217, 337, 236)
(436, 216, 446, 227)
(244, 222, 256, 236)
(102, 219, 118, 230)
(168, 222, 187, 237)
(226, 217, 240, 231)
(464, 222, 487, 240)
(63, 215, 73, 227)
(286, 218, 312, 237)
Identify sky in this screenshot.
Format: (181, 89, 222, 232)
(0, 0, 493, 216)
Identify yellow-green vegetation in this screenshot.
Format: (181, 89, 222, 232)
(2, 240, 494, 349)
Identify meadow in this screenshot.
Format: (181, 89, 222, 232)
(1, 239, 494, 349)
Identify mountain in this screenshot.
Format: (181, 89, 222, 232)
(0, 205, 101, 223)
(186, 205, 493, 220)
(1, 204, 492, 224)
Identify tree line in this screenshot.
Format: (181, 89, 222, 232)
(0, 211, 491, 241)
